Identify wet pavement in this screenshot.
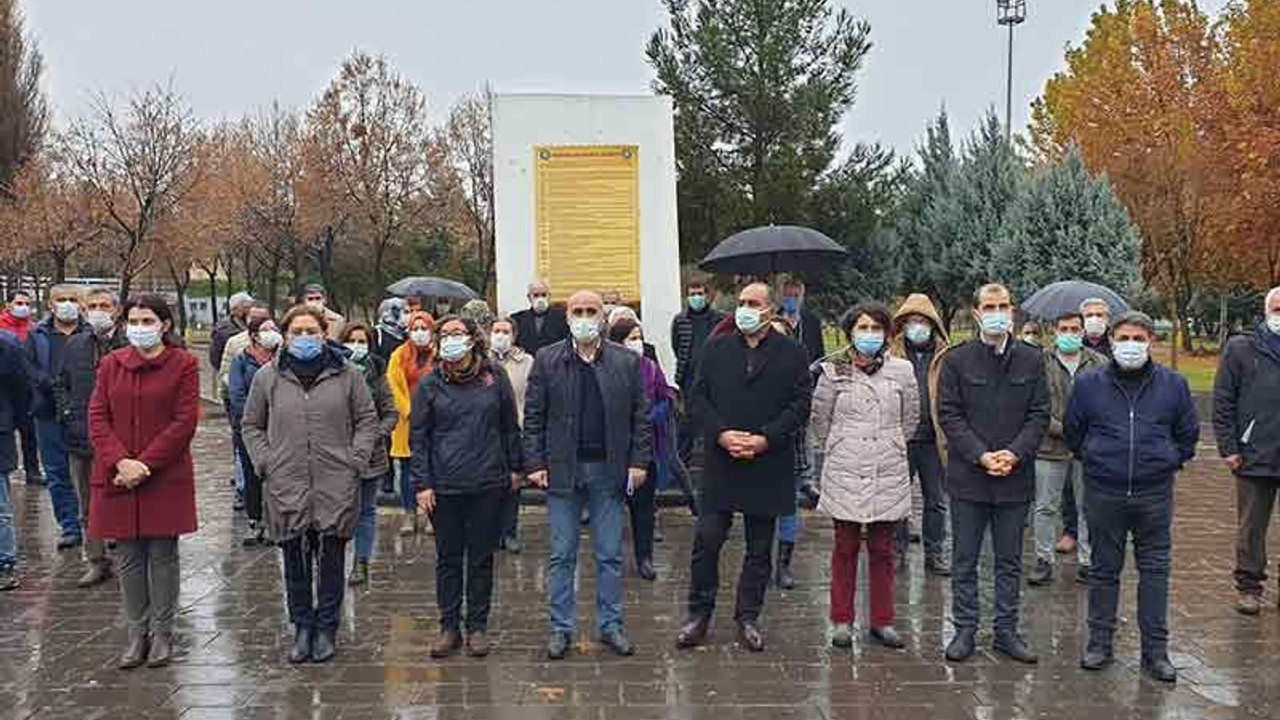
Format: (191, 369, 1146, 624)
(2, 416, 1278, 720)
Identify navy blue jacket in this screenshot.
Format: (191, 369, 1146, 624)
(1065, 360, 1199, 494)
(24, 317, 90, 420)
(0, 333, 29, 473)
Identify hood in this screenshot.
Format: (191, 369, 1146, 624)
(893, 294, 948, 343)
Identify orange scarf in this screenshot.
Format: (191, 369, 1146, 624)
(401, 311, 436, 391)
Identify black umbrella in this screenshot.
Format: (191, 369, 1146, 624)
(386, 276, 478, 300)
(698, 225, 848, 276)
(1020, 280, 1129, 321)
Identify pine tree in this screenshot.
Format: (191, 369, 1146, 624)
(948, 110, 1026, 302)
(0, 0, 47, 194)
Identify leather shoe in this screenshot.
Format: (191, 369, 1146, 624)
(1142, 655, 1177, 683)
(945, 628, 976, 662)
(546, 631, 572, 660)
(311, 629, 336, 664)
(925, 556, 951, 577)
(76, 563, 113, 589)
(430, 630, 463, 659)
(993, 634, 1039, 664)
(1237, 592, 1262, 616)
(676, 616, 710, 649)
(600, 628, 636, 657)
(146, 631, 173, 668)
(466, 631, 490, 658)
(870, 626, 905, 649)
(1027, 559, 1053, 587)
(736, 622, 765, 653)
(56, 533, 82, 551)
(1076, 565, 1091, 585)
(119, 630, 149, 670)
(1080, 649, 1115, 671)
(288, 627, 313, 664)
(830, 623, 853, 649)
(637, 557, 657, 582)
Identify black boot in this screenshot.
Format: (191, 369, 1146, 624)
(119, 627, 149, 670)
(146, 630, 173, 668)
(348, 560, 369, 587)
(288, 627, 313, 664)
(775, 541, 796, 590)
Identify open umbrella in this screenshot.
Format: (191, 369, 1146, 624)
(386, 276, 478, 301)
(698, 225, 848, 276)
(1020, 280, 1129, 321)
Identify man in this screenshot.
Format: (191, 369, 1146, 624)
(208, 291, 255, 399)
(1020, 321, 1043, 348)
(1081, 298, 1114, 359)
(373, 298, 406, 361)
(675, 283, 812, 653)
(25, 285, 89, 550)
(0, 331, 29, 590)
(1214, 287, 1280, 616)
(300, 284, 345, 340)
(671, 278, 725, 463)
(779, 278, 824, 368)
(59, 288, 125, 587)
(0, 291, 41, 484)
(1067, 311, 1198, 682)
(1028, 312, 1105, 587)
(889, 293, 952, 576)
(601, 289, 622, 321)
(938, 283, 1050, 665)
(511, 280, 570, 356)
(523, 290, 651, 660)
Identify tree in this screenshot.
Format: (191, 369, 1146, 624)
(949, 110, 1025, 300)
(994, 146, 1142, 302)
(64, 84, 204, 300)
(647, 0, 873, 260)
(438, 87, 496, 296)
(0, 0, 48, 193)
(1, 148, 103, 283)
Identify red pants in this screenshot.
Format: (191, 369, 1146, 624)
(830, 520, 896, 626)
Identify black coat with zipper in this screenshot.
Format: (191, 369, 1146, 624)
(58, 326, 127, 457)
(1214, 327, 1280, 478)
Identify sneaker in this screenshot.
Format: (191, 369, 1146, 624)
(1027, 558, 1053, 587)
(0, 569, 18, 591)
(831, 623, 853, 649)
(56, 533, 83, 551)
(1076, 565, 1091, 585)
(1237, 592, 1263, 616)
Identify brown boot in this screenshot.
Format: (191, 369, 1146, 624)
(467, 632, 491, 657)
(430, 630, 462, 659)
(1237, 592, 1263, 616)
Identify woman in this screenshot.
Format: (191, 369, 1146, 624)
(411, 316, 522, 659)
(340, 323, 399, 587)
(228, 316, 282, 547)
(387, 311, 436, 536)
(88, 294, 200, 669)
(810, 301, 920, 650)
(607, 318, 677, 582)
(490, 316, 533, 553)
(241, 305, 377, 665)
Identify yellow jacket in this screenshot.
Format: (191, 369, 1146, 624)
(386, 345, 422, 458)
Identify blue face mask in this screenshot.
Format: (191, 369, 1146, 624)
(1055, 333, 1083, 354)
(781, 296, 799, 315)
(735, 306, 764, 335)
(853, 331, 885, 357)
(288, 334, 323, 361)
(688, 295, 708, 312)
(439, 335, 472, 362)
(905, 322, 932, 346)
(1113, 340, 1149, 370)
(980, 311, 1013, 336)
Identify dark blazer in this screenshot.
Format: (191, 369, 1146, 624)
(25, 317, 89, 419)
(511, 307, 570, 356)
(0, 334, 28, 474)
(694, 329, 813, 516)
(58, 327, 127, 457)
(794, 307, 825, 367)
(522, 340, 652, 496)
(937, 339, 1051, 504)
(1214, 327, 1280, 479)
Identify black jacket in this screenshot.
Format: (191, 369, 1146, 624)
(522, 340, 652, 495)
(694, 329, 813, 516)
(793, 307, 826, 367)
(410, 360, 523, 495)
(1214, 327, 1280, 478)
(25, 317, 90, 420)
(208, 316, 246, 372)
(671, 307, 726, 389)
(372, 324, 404, 363)
(0, 334, 28, 473)
(58, 326, 127, 457)
(511, 307, 570, 356)
(937, 339, 1051, 504)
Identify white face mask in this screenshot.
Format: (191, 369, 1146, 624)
(569, 316, 600, 344)
(257, 329, 282, 350)
(1267, 313, 1280, 336)
(54, 301, 80, 323)
(1113, 340, 1150, 370)
(531, 296, 550, 314)
(86, 310, 114, 333)
(625, 339, 645, 356)
(490, 332, 513, 353)
(1084, 315, 1109, 338)
(410, 329, 432, 348)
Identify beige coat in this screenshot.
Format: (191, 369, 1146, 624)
(810, 356, 921, 524)
(494, 347, 534, 426)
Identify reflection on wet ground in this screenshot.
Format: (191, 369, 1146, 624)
(1, 418, 1277, 719)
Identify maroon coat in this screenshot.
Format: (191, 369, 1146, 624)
(88, 345, 201, 539)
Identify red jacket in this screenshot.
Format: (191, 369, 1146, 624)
(88, 345, 201, 539)
(0, 311, 31, 342)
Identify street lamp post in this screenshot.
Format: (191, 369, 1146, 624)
(997, 0, 1027, 139)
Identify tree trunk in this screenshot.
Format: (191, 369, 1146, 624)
(1166, 297, 1180, 371)
(52, 253, 67, 284)
(267, 252, 283, 317)
(1217, 295, 1230, 350)
(205, 263, 220, 325)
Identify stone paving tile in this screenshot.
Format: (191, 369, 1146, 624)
(2, 417, 1279, 719)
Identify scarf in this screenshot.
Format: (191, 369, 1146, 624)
(441, 354, 484, 385)
(400, 312, 436, 391)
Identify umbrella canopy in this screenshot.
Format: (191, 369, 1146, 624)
(698, 225, 848, 276)
(386, 276, 478, 301)
(1020, 280, 1129, 321)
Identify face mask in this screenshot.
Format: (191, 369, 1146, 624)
(435, 305, 452, 318)
(490, 332, 512, 354)
(1267, 314, 1280, 335)
(126, 325, 162, 350)
(1056, 333, 1084, 354)
(979, 311, 1012, 336)
(625, 339, 645, 356)
(688, 295, 708, 312)
(602, 304, 618, 318)
(257, 330, 282, 350)
(905, 322, 932, 346)
(735, 306, 764, 335)
(531, 297, 549, 314)
(439, 335, 472, 363)
(1113, 340, 1150, 370)
(305, 300, 325, 312)
(410, 329, 432, 347)
(781, 296, 800, 315)
(569, 316, 600, 343)
(1084, 316, 1108, 338)
(287, 334, 323, 361)
(1022, 334, 1040, 346)
(54, 301, 80, 323)
(853, 331, 885, 357)
(9, 305, 30, 319)
(345, 343, 368, 362)
(86, 311, 114, 333)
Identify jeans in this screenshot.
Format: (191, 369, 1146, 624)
(1034, 459, 1090, 565)
(1234, 475, 1280, 595)
(1086, 483, 1173, 658)
(500, 485, 521, 541)
(911, 441, 949, 559)
(627, 468, 657, 562)
(777, 513, 798, 543)
(35, 419, 80, 537)
(234, 433, 263, 522)
(353, 477, 381, 562)
(17, 412, 40, 477)
(951, 498, 1029, 635)
(398, 459, 417, 512)
(281, 531, 347, 632)
(116, 538, 180, 635)
(688, 512, 776, 624)
(547, 461, 625, 634)
(831, 521, 896, 627)
(0, 476, 15, 570)
(69, 454, 107, 565)
(432, 488, 504, 632)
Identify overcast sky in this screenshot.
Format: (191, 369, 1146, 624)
(21, 1, 1234, 159)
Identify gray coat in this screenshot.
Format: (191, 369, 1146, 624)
(240, 350, 378, 542)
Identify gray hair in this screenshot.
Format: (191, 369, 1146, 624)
(1111, 310, 1155, 336)
(1079, 297, 1112, 315)
(84, 287, 119, 305)
(228, 291, 255, 310)
(1265, 287, 1280, 310)
(974, 283, 1012, 305)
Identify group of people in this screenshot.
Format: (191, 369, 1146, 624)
(3, 275, 1280, 688)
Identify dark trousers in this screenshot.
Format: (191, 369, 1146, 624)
(432, 488, 504, 633)
(281, 531, 347, 632)
(627, 470, 658, 563)
(17, 413, 39, 477)
(687, 512, 776, 625)
(951, 498, 1029, 634)
(1235, 475, 1280, 595)
(1087, 483, 1172, 657)
(897, 441, 949, 560)
(1063, 480, 1079, 538)
(233, 432, 263, 522)
(500, 486, 521, 540)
